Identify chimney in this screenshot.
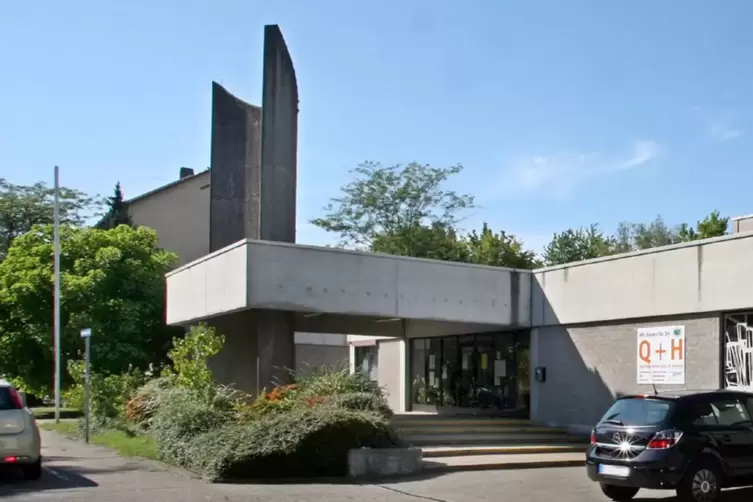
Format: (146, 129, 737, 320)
(731, 214, 753, 234)
(179, 167, 194, 179)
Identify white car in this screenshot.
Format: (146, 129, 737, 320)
(0, 380, 41, 480)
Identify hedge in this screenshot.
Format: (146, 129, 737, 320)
(150, 388, 233, 467)
(327, 392, 393, 418)
(183, 407, 404, 481)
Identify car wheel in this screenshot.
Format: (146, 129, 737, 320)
(600, 484, 639, 501)
(22, 458, 42, 481)
(676, 459, 722, 502)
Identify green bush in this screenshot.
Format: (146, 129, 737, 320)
(184, 407, 403, 481)
(327, 392, 393, 418)
(294, 365, 380, 397)
(63, 361, 145, 425)
(163, 323, 224, 398)
(150, 387, 233, 467)
(124, 376, 175, 427)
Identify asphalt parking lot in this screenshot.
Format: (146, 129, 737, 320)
(2, 430, 753, 501)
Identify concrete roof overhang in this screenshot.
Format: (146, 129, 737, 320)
(166, 231, 753, 332)
(165, 239, 532, 332)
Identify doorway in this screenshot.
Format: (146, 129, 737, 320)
(409, 330, 530, 417)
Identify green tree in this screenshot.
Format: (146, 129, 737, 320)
(0, 178, 102, 260)
(614, 211, 729, 253)
(372, 222, 469, 262)
(677, 210, 729, 242)
(543, 224, 614, 266)
(465, 222, 540, 269)
(164, 323, 225, 398)
(95, 182, 133, 230)
(621, 215, 680, 251)
(311, 161, 475, 251)
(0, 224, 180, 395)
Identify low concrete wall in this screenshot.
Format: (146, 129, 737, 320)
(347, 447, 423, 478)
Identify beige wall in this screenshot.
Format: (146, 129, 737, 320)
(377, 339, 406, 413)
(732, 215, 753, 234)
(533, 232, 753, 326)
(129, 171, 210, 266)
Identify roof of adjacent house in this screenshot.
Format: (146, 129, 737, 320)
(126, 168, 210, 205)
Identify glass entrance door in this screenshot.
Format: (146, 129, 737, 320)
(409, 330, 531, 417)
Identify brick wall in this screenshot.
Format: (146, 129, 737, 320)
(531, 314, 722, 427)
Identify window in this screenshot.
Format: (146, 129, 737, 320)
(710, 397, 752, 426)
(599, 398, 675, 426)
(689, 401, 719, 426)
(0, 387, 18, 411)
(354, 346, 378, 382)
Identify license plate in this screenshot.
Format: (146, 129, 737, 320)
(599, 464, 631, 478)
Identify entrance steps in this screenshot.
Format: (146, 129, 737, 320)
(392, 414, 587, 471)
(392, 414, 588, 448)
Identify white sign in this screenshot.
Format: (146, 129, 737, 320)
(80, 328, 92, 338)
(636, 325, 685, 385)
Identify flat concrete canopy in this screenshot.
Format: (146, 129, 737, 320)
(166, 239, 532, 335)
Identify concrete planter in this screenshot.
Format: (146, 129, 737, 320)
(347, 447, 423, 478)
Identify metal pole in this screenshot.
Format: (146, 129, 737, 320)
(53, 166, 61, 424)
(84, 335, 91, 443)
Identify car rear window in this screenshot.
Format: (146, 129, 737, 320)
(600, 397, 675, 426)
(0, 387, 19, 411)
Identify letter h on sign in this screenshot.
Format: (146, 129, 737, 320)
(671, 337, 683, 360)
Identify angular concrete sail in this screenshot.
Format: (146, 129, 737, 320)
(256, 24, 299, 389)
(260, 24, 299, 243)
(208, 82, 262, 252)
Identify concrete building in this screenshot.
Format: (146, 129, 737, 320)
(166, 229, 753, 430)
(146, 24, 753, 430)
(127, 168, 350, 376)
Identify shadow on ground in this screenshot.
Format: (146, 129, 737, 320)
(0, 464, 98, 496)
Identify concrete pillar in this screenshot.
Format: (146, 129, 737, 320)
(208, 309, 295, 396)
(208, 310, 258, 394)
(256, 309, 296, 391)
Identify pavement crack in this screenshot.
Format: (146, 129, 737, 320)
(374, 484, 452, 502)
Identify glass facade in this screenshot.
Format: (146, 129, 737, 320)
(354, 345, 378, 382)
(410, 331, 530, 416)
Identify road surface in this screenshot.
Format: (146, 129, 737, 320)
(1, 430, 752, 501)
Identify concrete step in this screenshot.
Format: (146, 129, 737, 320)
(421, 444, 587, 458)
(397, 424, 568, 434)
(392, 416, 532, 427)
(405, 433, 586, 446)
(422, 452, 586, 473)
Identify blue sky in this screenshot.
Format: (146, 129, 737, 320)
(2, 1, 753, 254)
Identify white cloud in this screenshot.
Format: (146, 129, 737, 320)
(619, 140, 661, 169)
(709, 120, 742, 142)
(501, 140, 661, 197)
(691, 107, 742, 142)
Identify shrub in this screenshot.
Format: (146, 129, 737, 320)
(294, 365, 380, 398)
(163, 323, 224, 398)
(184, 407, 404, 481)
(150, 387, 233, 467)
(63, 361, 145, 425)
(124, 376, 175, 427)
(328, 392, 393, 418)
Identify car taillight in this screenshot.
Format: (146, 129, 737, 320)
(646, 429, 683, 450)
(590, 430, 596, 445)
(7, 388, 24, 409)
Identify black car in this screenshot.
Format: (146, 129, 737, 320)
(586, 389, 753, 502)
